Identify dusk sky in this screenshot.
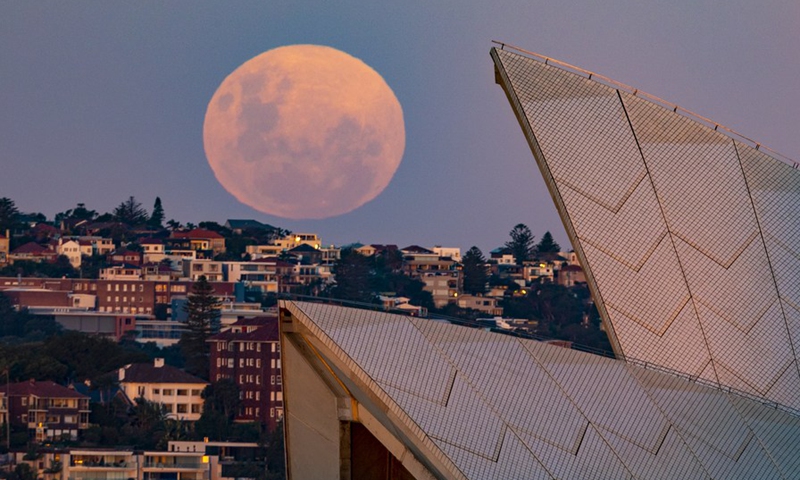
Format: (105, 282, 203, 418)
(2, 2, 799, 253)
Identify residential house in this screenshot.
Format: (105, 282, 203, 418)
(118, 358, 208, 421)
(419, 271, 460, 308)
(64, 450, 138, 480)
(57, 239, 84, 268)
(9, 242, 57, 264)
(456, 294, 503, 316)
(207, 316, 283, 431)
(225, 260, 279, 293)
(224, 219, 275, 234)
(556, 264, 586, 288)
(140, 238, 166, 263)
(100, 264, 143, 281)
(171, 229, 226, 256)
(6, 380, 90, 442)
(184, 259, 224, 282)
(432, 246, 461, 262)
(489, 247, 515, 265)
(107, 249, 143, 266)
(272, 232, 321, 250)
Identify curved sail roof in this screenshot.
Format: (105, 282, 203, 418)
(491, 45, 800, 414)
(280, 301, 800, 479)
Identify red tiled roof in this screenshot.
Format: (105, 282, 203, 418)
(138, 238, 163, 245)
(11, 242, 51, 255)
(7, 380, 88, 398)
(208, 317, 279, 342)
(234, 316, 277, 326)
(120, 363, 208, 384)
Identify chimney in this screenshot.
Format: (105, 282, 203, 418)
(154, 358, 165, 368)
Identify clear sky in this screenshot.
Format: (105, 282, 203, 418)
(2, 2, 799, 254)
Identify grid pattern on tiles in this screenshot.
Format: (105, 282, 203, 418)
(491, 47, 800, 413)
(283, 301, 800, 480)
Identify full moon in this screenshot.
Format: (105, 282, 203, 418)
(203, 45, 405, 219)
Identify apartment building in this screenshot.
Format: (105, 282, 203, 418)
(207, 316, 283, 431)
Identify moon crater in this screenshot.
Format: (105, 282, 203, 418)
(203, 44, 405, 219)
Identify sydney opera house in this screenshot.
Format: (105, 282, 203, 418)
(277, 46, 800, 478)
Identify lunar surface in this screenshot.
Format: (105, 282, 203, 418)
(203, 44, 405, 219)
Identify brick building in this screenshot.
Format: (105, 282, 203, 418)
(7, 380, 90, 442)
(207, 316, 283, 431)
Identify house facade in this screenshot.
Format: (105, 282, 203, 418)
(118, 358, 208, 421)
(7, 380, 90, 442)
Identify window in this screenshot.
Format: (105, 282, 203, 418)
(256, 359, 261, 368)
(271, 359, 276, 369)
(271, 375, 275, 385)
(123, 284, 128, 292)
(255, 391, 260, 401)
(163, 404, 173, 413)
(277, 392, 283, 401)
(256, 343, 261, 352)
(277, 375, 282, 385)
(163, 389, 173, 396)
(138, 386, 146, 396)
(176, 404, 187, 413)
(177, 389, 187, 396)
(191, 404, 201, 414)
(239, 358, 244, 368)
(154, 389, 160, 394)
(191, 389, 202, 396)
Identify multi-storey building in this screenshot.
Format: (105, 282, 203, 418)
(207, 316, 283, 431)
(171, 229, 226, 257)
(456, 294, 503, 316)
(7, 380, 90, 442)
(118, 358, 208, 421)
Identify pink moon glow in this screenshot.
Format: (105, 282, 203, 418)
(203, 45, 405, 219)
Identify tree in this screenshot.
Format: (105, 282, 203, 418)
(196, 379, 241, 440)
(166, 219, 182, 231)
(505, 223, 535, 265)
(536, 231, 561, 254)
(180, 275, 221, 379)
(329, 249, 372, 303)
(462, 246, 488, 295)
(0, 197, 20, 234)
(148, 197, 165, 229)
(113, 196, 148, 226)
